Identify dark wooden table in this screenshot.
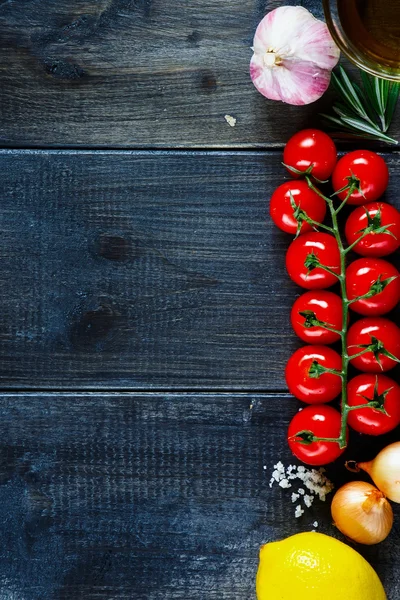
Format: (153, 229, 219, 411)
(1, 0, 399, 598)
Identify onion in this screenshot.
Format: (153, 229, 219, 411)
(356, 442, 400, 503)
(331, 481, 393, 545)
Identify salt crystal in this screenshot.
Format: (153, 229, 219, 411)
(304, 495, 313, 508)
(267, 462, 333, 518)
(295, 505, 304, 518)
(279, 479, 291, 489)
(272, 470, 281, 482)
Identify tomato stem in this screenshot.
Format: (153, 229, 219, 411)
(308, 361, 343, 379)
(318, 264, 342, 280)
(332, 195, 350, 448)
(343, 229, 369, 254)
(297, 181, 398, 450)
(347, 347, 373, 361)
(305, 218, 334, 234)
(348, 275, 399, 304)
(348, 401, 388, 413)
(306, 177, 351, 449)
(323, 326, 343, 336)
(298, 310, 341, 335)
(333, 185, 358, 215)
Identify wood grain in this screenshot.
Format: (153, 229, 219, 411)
(1, 0, 395, 148)
(0, 149, 293, 389)
(0, 391, 398, 600)
(2, 1, 400, 598)
(0, 148, 399, 389)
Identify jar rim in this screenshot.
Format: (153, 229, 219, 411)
(322, 0, 400, 82)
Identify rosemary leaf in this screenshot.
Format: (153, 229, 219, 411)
(337, 66, 367, 117)
(321, 114, 352, 129)
(331, 71, 361, 114)
(375, 77, 387, 130)
(352, 81, 379, 123)
(323, 67, 399, 144)
(386, 83, 400, 129)
(321, 114, 376, 137)
(332, 103, 354, 118)
(359, 72, 382, 123)
(340, 116, 397, 143)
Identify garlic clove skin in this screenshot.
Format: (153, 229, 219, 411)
(359, 441, 400, 503)
(250, 6, 340, 105)
(331, 481, 393, 545)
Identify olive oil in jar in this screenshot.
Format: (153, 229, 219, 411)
(338, 0, 400, 69)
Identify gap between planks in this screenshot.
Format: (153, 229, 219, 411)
(0, 389, 292, 396)
(0, 146, 399, 154)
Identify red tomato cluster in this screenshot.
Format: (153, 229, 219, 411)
(271, 129, 400, 466)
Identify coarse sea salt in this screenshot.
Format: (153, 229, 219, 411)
(304, 494, 313, 508)
(295, 505, 304, 518)
(269, 462, 334, 517)
(279, 478, 291, 489)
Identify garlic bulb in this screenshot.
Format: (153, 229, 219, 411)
(358, 442, 400, 503)
(331, 481, 393, 545)
(250, 6, 340, 105)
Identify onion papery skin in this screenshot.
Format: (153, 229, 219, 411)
(359, 442, 400, 503)
(331, 481, 393, 545)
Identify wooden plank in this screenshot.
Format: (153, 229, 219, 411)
(0, 149, 292, 389)
(0, 391, 398, 600)
(1, 148, 399, 389)
(1, 0, 391, 148)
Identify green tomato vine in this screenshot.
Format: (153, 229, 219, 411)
(290, 177, 399, 450)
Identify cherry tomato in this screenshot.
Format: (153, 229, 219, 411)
(290, 291, 343, 344)
(347, 317, 400, 373)
(283, 129, 337, 180)
(345, 202, 400, 257)
(286, 232, 340, 289)
(269, 181, 327, 235)
(285, 345, 342, 403)
(332, 150, 389, 205)
(347, 374, 400, 435)
(287, 405, 346, 466)
(346, 258, 400, 316)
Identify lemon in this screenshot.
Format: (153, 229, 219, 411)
(256, 532, 386, 600)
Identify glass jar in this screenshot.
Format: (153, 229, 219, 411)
(323, 0, 400, 81)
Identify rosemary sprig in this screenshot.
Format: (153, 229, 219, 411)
(321, 66, 400, 145)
